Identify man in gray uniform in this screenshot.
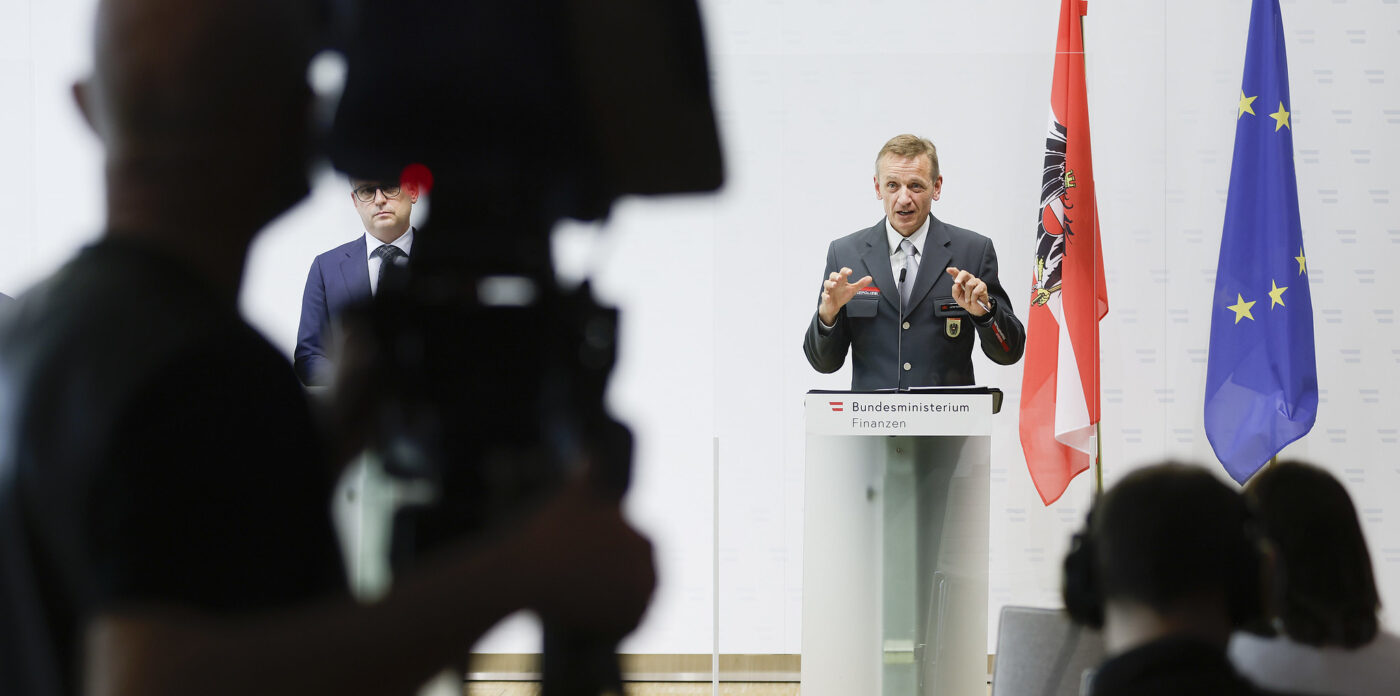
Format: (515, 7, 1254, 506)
(804, 134, 1024, 389)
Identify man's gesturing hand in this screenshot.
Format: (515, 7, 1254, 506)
(944, 266, 990, 317)
(818, 267, 874, 326)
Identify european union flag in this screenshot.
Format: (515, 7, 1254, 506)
(1205, 0, 1317, 484)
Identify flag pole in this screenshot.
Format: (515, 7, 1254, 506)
(1244, 456, 1277, 488)
(1088, 1, 1103, 501)
(1094, 422, 1103, 496)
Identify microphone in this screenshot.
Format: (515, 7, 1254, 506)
(897, 267, 907, 390)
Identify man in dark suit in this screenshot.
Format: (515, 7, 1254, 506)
(294, 177, 419, 386)
(803, 134, 1024, 390)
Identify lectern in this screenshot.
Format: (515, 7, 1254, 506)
(802, 387, 1000, 696)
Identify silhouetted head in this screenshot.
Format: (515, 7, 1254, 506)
(1064, 462, 1263, 632)
(1244, 460, 1380, 648)
(75, 0, 321, 232)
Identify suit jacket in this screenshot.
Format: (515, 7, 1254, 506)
(294, 237, 370, 386)
(803, 215, 1025, 390)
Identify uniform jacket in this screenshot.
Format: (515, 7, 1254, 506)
(803, 215, 1024, 390)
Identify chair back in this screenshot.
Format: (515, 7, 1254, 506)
(990, 605, 1105, 696)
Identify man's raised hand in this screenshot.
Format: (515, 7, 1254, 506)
(944, 266, 990, 317)
(819, 267, 874, 326)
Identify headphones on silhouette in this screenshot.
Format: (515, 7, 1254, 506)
(1062, 502, 1266, 631)
(1062, 509, 1104, 628)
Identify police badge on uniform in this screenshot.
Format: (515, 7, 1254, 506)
(946, 317, 962, 338)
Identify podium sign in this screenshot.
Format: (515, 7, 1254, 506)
(806, 394, 992, 437)
(802, 389, 996, 696)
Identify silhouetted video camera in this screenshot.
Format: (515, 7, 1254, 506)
(321, 1, 722, 693)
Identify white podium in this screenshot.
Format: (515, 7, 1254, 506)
(802, 388, 1000, 696)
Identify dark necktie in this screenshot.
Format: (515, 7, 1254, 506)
(373, 244, 406, 293)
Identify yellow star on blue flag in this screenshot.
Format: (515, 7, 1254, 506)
(1205, 0, 1316, 484)
(1238, 91, 1257, 119)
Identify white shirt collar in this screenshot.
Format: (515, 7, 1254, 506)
(365, 226, 415, 259)
(885, 215, 930, 256)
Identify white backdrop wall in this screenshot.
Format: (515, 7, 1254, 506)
(2, 0, 1397, 656)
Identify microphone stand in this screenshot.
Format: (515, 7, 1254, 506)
(897, 267, 907, 391)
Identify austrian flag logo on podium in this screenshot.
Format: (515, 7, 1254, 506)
(829, 401, 845, 412)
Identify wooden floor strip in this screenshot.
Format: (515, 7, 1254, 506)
(466, 684, 799, 696)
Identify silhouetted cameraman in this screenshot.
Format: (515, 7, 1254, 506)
(0, 2, 654, 695)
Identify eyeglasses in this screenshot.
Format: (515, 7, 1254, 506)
(352, 184, 403, 202)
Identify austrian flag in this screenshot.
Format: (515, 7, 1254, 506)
(1019, 0, 1108, 505)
